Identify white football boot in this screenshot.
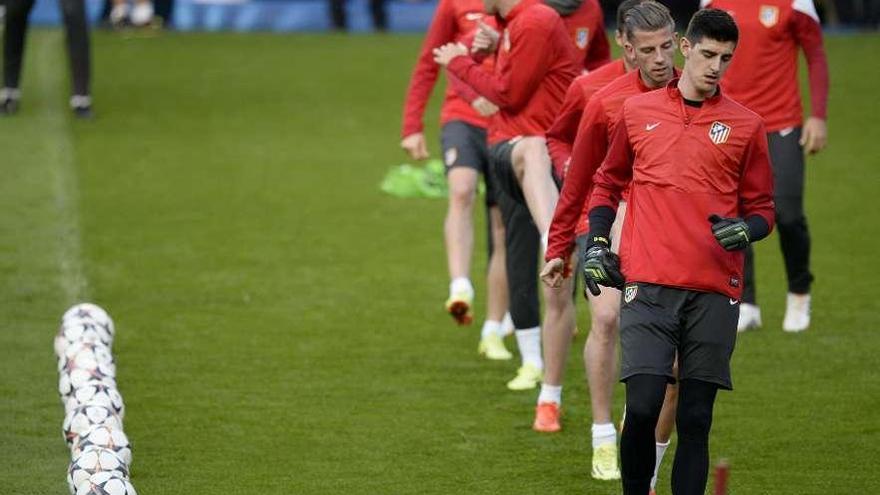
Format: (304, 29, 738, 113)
(783, 293, 811, 332)
(737, 303, 762, 332)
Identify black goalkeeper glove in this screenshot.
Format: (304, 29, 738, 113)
(582, 236, 625, 297)
(708, 214, 751, 251)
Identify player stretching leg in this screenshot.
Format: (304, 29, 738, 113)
(702, 0, 829, 333)
(434, 0, 579, 391)
(583, 10, 775, 494)
(401, 0, 513, 359)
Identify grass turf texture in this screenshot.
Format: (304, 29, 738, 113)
(1, 29, 878, 494)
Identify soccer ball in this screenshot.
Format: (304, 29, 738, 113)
(59, 346, 117, 388)
(74, 471, 136, 495)
(63, 405, 123, 447)
(62, 303, 115, 337)
(58, 341, 115, 373)
(68, 447, 130, 495)
(72, 425, 132, 466)
(59, 371, 117, 401)
(55, 319, 114, 355)
(64, 382, 125, 419)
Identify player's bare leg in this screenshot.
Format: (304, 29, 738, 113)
(533, 272, 576, 432)
(479, 205, 513, 360)
(444, 167, 478, 325)
(511, 137, 558, 239)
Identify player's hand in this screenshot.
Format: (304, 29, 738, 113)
(582, 237, 624, 296)
(471, 21, 500, 54)
(540, 258, 569, 288)
(400, 133, 429, 161)
(433, 42, 469, 66)
(708, 214, 750, 251)
(800, 117, 827, 155)
(471, 96, 499, 117)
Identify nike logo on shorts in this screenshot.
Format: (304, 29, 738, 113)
(729, 298, 739, 305)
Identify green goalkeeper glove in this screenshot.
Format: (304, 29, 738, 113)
(708, 214, 750, 251)
(582, 236, 625, 297)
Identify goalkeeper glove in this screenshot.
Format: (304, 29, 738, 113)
(582, 236, 625, 297)
(708, 214, 750, 251)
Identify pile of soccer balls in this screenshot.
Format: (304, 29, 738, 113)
(55, 303, 137, 495)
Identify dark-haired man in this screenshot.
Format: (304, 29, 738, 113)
(582, 9, 775, 494)
(701, 0, 830, 333)
(542, 0, 679, 484)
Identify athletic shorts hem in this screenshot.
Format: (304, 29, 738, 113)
(620, 369, 676, 384)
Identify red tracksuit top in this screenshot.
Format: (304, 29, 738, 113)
(401, 0, 497, 137)
(546, 58, 627, 177)
(546, 68, 655, 261)
(446, 0, 581, 144)
(561, 0, 611, 72)
(588, 81, 775, 299)
(703, 0, 829, 132)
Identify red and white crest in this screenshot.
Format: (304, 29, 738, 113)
(576, 28, 589, 49)
(709, 121, 732, 145)
(759, 5, 779, 27)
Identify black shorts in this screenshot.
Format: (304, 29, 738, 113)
(488, 137, 561, 205)
(619, 283, 739, 390)
(441, 120, 496, 206)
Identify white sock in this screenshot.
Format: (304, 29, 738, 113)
(591, 422, 617, 449)
(651, 441, 670, 489)
(537, 383, 562, 405)
(501, 312, 514, 336)
(450, 277, 473, 297)
(514, 327, 542, 369)
(481, 320, 501, 339)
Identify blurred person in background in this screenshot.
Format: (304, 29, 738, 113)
(401, 0, 515, 360)
(330, 0, 387, 31)
(1, 0, 93, 117)
(702, 0, 830, 333)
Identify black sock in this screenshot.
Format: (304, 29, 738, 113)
(671, 379, 719, 495)
(621, 374, 668, 495)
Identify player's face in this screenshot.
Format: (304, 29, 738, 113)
(681, 36, 736, 96)
(624, 27, 677, 88)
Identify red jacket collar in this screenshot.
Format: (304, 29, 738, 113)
(499, 0, 541, 26)
(632, 68, 681, 92)
(666, 77, 724, 105)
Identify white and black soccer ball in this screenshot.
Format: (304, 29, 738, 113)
(72, 425, 132, 466)
(63, 405, 123, 447)
(63, 303, 115, 336)
(55, 319, 114, 355)
(74, 471, 136, 495)
(64, 382, 125, 419)
(68, 447, 130, 495)
(59, 371, 117, 402)
(58, 341, 115, 373)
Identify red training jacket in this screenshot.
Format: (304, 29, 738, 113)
(446, 0, 580, 144)
(560, 0, 611, 72)
(546, 68, 661, 261)
(703, 0, 829, 132)
(588, 81, 775, 298)
(400, 0, 497, 138)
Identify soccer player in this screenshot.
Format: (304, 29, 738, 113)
(433, 0, 580, 393)
(547, 0, 610, 72)
(400, 0, 514, 360)
(702, 0, 829, 332)
(542, 1, 680, 484)
(1, 0, 93, 117)
(581, 9, 774, 494)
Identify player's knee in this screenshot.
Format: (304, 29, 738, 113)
(676, 382, 715, 443)
(625, 375, 666, 430)
(447, 179, 477, 207)
(590, 304, 619, 335)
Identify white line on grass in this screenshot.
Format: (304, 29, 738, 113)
(36, 31, 90, 305)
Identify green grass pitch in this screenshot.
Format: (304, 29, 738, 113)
(1, 29, 878, 494)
